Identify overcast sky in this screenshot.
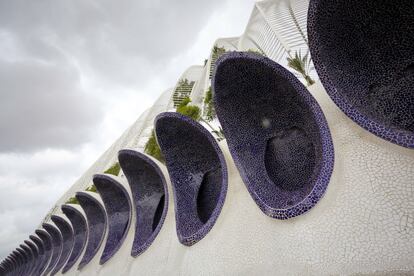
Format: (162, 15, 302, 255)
(0, 0, 254, 259)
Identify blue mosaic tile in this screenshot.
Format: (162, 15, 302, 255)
(118, 150, 169, 257)
(308, 0, 414, 148)
(155, 112, 228, 246)
(50, 215, 74, 275)
(61, 204, 88, 273)
(42, 223, 63, 275)
(93, 174, 132, 264)
(35, 229, 52, 276)
(76, 192, 107, 270)
(213, 52, 334, 219)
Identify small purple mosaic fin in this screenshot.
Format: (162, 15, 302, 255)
(61, 204, 88, 273)
(20, 243, 34, 276)
(213, 52, 334, 219)
(155, 112, 228, 246)
(42, 223, 63, 275)
(308, 0, 414, 148)
(118, 150, 168, 257)
(30, 234, 49, 276)
(24, 240, 39, 275)
(76, 192, 107, 270)
(50, 215, 74, 275)
(35, 229, 53, 275)
(93, 174, 132, 264)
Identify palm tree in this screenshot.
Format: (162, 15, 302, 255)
(287, 50, 315, 86)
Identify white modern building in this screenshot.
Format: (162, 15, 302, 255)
(2, 0, 413, 275)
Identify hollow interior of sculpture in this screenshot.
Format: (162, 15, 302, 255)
(310, 0, 414, 133)
(61, 205, 88, 273)
(155, 114, 225, 244)
(118, 150, 167, 256)
(50, 216, 74, 275)
(43, 224, 63, 274)
(35, 230, 52, 274)
(214, 54, 324, 209)
(76, 193, 107, 269)
(94, 175, 131, 264)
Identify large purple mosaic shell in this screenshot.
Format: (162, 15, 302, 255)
(213, 52, 334, 219)
(155, 112, 228, 246)
(93, 174, 132, 264)
(118, 150, 169, 257)
(35, 229, 53, 275)
(308, 0, 414, 148)
(50, 215, 74, 275)
(61, 204, 88, 273)
(76, 192, 107, 270)
(42, 223, 63, 275)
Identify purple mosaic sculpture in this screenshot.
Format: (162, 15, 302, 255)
(213, 52, 334, 219)
(155, 112, 228, 246)
(308, 0, 414, 148)
(61, 205, 88, 273)
(16, 248, 28, 275)
(76, 192, 107, 270)
(50, 216, 74, 275)
(24, 240, 39, 275)
(93, 174, 132, 264)
(35, 229, 52, 276)
(118, 150, 169, 257)
(20, 244, 34, 276)
(30, 234, 48, 276)
(42, 223, 63, 275)
(12, 250, 23, 275)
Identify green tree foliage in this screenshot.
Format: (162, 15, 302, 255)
(287, 50, 315, 86)
(144, 130, 165, 163)
(204, 86, 216, 122)
(66, 197, 79, 205)
(104, 162, 121, 176)
(176, 97, 201, 121)
(85, 185, 97, 193)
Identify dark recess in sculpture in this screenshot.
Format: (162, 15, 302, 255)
(76, 191, 107, 270)
(24, 240, 39, 275)
(118, 149, 169, 257)
(42, 223, 63, 275)
(61, 204, 88, 273)
(308, 0, 414, 148)
(50, 215, 74, 275)
(35, 229, 53, 276)
(30, 234, 48, 276)
(213, 52, 334, 219)
(155, 112, 228, 246)
(93, 174, 132, 264)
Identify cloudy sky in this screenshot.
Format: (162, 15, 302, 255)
(0, 0, 254, 259)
